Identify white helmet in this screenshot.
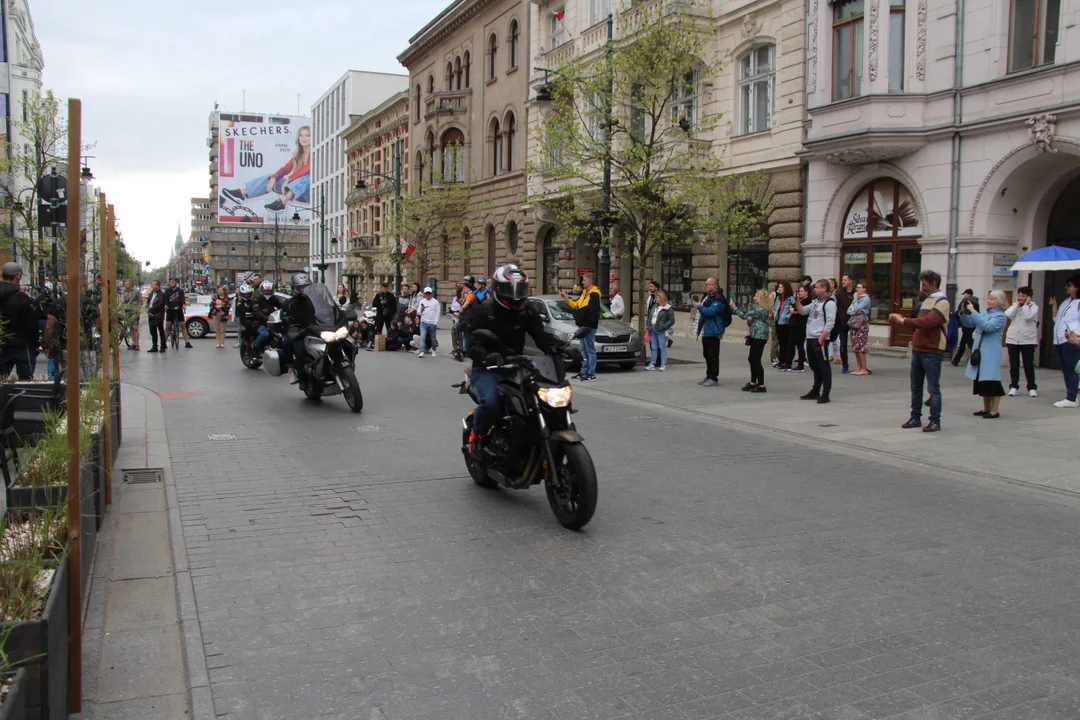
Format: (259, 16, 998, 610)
(238, 283, 253, 298)
(260, 281, 274, 296)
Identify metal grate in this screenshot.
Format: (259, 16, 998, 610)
(208, 434, 236, 441)
(123, 468, 164, 484)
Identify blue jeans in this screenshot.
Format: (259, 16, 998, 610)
(251, 325, 271, 352)
(245, 173, 311, 203)
(1058, 342, 1080, 401)
(579, 329, 597, 377)
(649, 328, 667, 367)
(910, 351, 943, 423)
(470, 368, 500, 436)
(420, 322, 437, 353)
(0, 347, 38, 380)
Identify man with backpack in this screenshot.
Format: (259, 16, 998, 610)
(691, 277, 731, 387)
(795, 279, 837, 404)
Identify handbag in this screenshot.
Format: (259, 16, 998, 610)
(644, 329, 651, 344)
(847, 314, 867, 330)
(970, 335, 982, 367)
(744, 335, 752, 346)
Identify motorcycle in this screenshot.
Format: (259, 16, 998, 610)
(260, 283, 364, 413)
(454, 329, 598, 530)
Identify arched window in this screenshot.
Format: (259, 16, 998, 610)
(542, 227, 559, 294)
(427, 75, 434, 94)
(441, 232, 451, 281)
(414, 85, 421, 122)
(426, 130, 437, 180)
(738, 45, 775, 135)
(490, 118, 502, 176)
(415, 149, 425, 188)
(462, 228, 471, 276)
(464, 51, 471, 88)
(487, 224, 497, 272)
(441, 128, 466, 183)
(455, 57, 463, 90)
(507, 221, 519, 256)
(509, 20, 520, 69)
(488, 33, 498, 80)
(504, 112, 517, 171)
(445, 62, 454, 91)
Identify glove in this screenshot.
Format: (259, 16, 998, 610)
(482, 352, 504, 367)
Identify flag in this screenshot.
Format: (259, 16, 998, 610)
(554, 10, 564, 20)
(401, 243, 417, 264)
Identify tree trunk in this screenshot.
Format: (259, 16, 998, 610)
(636, 252, 649, 364)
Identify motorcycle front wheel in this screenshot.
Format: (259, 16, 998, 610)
(240, 343, 262, 369)
(545, 443, 598, 530)
(339, 367, 363, 413)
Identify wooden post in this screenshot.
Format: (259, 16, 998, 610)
(65, 97, 84, 713)
(110, 204, 120, 382)
(101, 201, 112, 507)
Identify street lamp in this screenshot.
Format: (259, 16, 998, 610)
(291, 192, 335, 284)
(354, 141, 404, 295)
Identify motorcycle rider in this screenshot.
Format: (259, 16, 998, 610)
(458, 264, 559, 447)
(250, 281, 282, 353)
(235, 284, 257, 345)
(280, 272, 317, 388)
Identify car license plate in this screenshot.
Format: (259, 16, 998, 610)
(601, 345, 628, 353)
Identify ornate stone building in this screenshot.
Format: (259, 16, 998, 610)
(397, 0, 533, 304)
(803, 0, 1080, 354)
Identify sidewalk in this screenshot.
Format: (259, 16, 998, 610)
(578, 342, 1080, 496)
(73, 383, 197, 720)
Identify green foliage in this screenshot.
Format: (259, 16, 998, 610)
(529, 2, 773, 338)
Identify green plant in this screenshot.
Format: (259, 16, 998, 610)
(0, 506, 67, 563)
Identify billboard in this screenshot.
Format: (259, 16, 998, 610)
(216, 113, 311, 225)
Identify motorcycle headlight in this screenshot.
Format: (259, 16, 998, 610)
(320, 330, 337, 342)
(537, 385, 573, 408)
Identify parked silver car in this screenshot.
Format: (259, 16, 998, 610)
(524, 295, 641, 369)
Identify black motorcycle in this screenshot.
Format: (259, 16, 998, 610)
(261, 284, 364, 413)
(455, 331, 597, 530)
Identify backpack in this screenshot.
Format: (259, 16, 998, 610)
(824, 297, 841, 342)
(720, 293, 734, 327)
(945, 313, 960, 353)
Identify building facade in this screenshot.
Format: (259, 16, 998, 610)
(309, 71, 409, 290)
(342, 90, 409, 303)
(803, 0, 1080, 354)
(524, 0, 806, 312)
(397, 0, 533, 305)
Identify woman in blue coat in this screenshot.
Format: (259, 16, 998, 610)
(960, 289, 1008, 418)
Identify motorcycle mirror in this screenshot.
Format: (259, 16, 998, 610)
(344, 308, 358, 322)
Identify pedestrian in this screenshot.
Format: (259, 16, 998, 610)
(732, 288, 772, 393)
(847, 280, 872, 375)
(773, 281, 794, 370)
(562, 272, 601, 381)
(826, 278, 841, 363)
(371, 282, 397, 337)
(1049, 273, 1080, 408)
(645, 289, 674, 371)
(795, 279, 836, 404)
(451, 285, 469, 359)
(417, 286, 440, 358)
(788, 283, 810, 372)
(335, 283, 351, 311)
(146, 279, 167, 352)
(609, 281, 625, 320)
(889, 269, 950, 432)
(0, 262, 41, 380)
(961, 290, 1008, 418)
(120, 279, 143, 351)
(1004, 285, 1039, 397)
(209, 285, 230, 348)
(951, 289, 979, 365)
(835, 274, 855, 373)
(691, 277, 728, 387)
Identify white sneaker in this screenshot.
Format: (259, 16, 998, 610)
(644, 364, 655, 371)
(1008, 388, 1018, 396)
(658, 365, 666, 372)
(1029, 389, 1038, 397)
(417, 351, 424, 358)
(1053, 398, 1078, 408)
(431, 351, 436, 357)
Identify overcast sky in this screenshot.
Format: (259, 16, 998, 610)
(32, 0, 447, 268)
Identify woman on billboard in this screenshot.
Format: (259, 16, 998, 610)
(221, 125, 311, 213)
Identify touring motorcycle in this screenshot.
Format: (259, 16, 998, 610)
(454, 330, 597, 529)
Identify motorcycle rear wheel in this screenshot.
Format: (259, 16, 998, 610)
(240, 343, 262, 369)
(545, 443, 598, 530)
(339, 367, 364, 413)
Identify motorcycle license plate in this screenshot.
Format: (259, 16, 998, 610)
(601, 345, 628, 353)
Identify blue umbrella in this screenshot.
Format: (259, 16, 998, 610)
(1010, 245, 1080, 272)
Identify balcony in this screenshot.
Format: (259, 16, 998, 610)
(424, 89, 471, 122)
(537, 38, 576, 68)
(348, 235, 380, 255)
(803, 94, 949, 165)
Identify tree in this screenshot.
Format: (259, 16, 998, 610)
(531, 3, 773, 345)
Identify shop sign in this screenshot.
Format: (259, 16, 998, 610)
(993, 253, 1018, 266)
(843, 180, 921, 239)
(577, 267, 594, 276)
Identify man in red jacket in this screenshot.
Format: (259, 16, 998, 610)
(889, 270, 951, 433)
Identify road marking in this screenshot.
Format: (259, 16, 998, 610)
(157, 392, 202, 398)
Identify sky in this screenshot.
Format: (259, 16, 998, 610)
(32, 0, 448, 268)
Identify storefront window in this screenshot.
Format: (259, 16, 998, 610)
(728, 251, 769, 309)
(661, 248, 692, 309)
(542, 228, 559, 294)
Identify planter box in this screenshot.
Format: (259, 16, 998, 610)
(9, 383, 65, 449)
(109, 384, 121, 461)
(0, 668, 28, 720)
(0, 555, 69, 720)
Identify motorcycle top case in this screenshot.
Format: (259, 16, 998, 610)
(261, 348, 285, 377)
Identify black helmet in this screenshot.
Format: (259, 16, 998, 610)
(462, 275, 476, 289)
(291, 272, 312, 295)
(490, 264, 530, 311)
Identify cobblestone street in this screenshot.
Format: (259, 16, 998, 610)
(120, 346, 1080, 720)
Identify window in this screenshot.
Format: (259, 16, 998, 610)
(507, 221, 519, 256)
(670, 70, 699, 129)
(551, 10, 567, 48)
(455, 57, 463, 89)
(1009, 0, 1060, 72)
(630, 84, 647, 143)
(446, 62, 454, 91)
(441, 128, 466, 183)
(509, 20, 520, 68)
(491, 118, 503, 176)
(661, 243, 692, 310)
(428, 75, 434, 94)
(505, 112, 517, 170)
(889, 0, 905, 91)
(591, 0, 611, 25)
(587, 92, 604, 141)
(739, 45, 774, 135)
(542, 228, 560, 293)
(833, 0, 865, 100)
(487, 225, 497, 270)
(464, 51, 471, 87)
(489, 33, 498, 80)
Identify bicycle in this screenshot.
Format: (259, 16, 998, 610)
(170, 318, 181, 350)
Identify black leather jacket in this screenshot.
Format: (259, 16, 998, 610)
(458, 298, 558, 367)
